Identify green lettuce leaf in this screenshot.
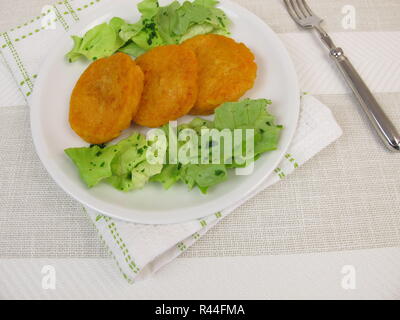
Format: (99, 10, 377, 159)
(65, 134, 162, 191)
(150, 164, 181, 190)
(137, 0, 160, 18)
(107, 161, 162, 192)
(109, 17, 127, 33)
(152, 99, 282, 192)
(67, 0, 231, 61)
(109, 134, 148, 177)
(118, 41, 147, 57)
(180, 163, 227, 193)
(66, 99, 282, 194)
(131, 20, 165, 49)
(193, 0, 219, 7)
(65, 36, 83, 63)
(154, 0, 230, 44)
(64, 144, 120, 188)
(153, 1, 182, 44)
(214, 99, 282, 158)
(151, 162, 227, 194)
(131, 161, 163, 190)
(180, 23, 214, 42)
(106, 133, 162, 192)
(66, 21, 127, 62)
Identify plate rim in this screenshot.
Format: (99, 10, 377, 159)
(30, 0, 300, 224)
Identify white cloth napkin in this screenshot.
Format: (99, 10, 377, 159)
(0, 0, 342, 282)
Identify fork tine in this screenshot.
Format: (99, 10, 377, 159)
(295, 0, 309, 18)
(299, 0, 314, 16)
(289, 0, 303, 19)
(283, 0, 300, 21)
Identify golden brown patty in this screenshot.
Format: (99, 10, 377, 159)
(69, 52, 144, 144)
(182, 34, 257, 115)
(133, 44, 198, 128)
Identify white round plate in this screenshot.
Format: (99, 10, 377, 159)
(31, 0, 300, 224)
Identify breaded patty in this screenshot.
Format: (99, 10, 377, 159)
(69, 52, 144, 144)
(133, 45, 198, 128)
(182, 34, 257, 115)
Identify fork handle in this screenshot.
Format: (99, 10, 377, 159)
(330, 47, 400, 151)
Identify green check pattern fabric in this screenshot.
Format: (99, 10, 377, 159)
(0, 0, 342, 282)
(0, 0, 103, 100)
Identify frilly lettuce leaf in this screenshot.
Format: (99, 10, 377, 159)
(66, 99, 282, 194)
(65, 134, 162, 191)
(214, 99, 282, 157)
(180, 164, 227, 193)
(193, 0, 219, 7)
(151, 99, 282, 193)
(154, 0, 230, 45)
(180, 23, 214, 42)
(118, 41, 147, 57)
(66, 0, 231, 61)
(65, 144, 120, 188)
(137, 0, 160, 18)
(66, 20, 127, 62)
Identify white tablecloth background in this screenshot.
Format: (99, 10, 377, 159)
(0, 0, 399, 299)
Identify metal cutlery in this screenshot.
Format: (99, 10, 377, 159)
(284, 0, 400, 151)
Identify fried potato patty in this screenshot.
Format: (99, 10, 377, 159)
(133, 45, 198, 128)
(69, 52, 144, 144)
(182, 34, 257, 115)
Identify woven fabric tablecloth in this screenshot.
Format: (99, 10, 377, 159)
(0, 0, 400, 298)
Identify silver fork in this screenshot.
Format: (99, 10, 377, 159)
(284, 0, 400, 151)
